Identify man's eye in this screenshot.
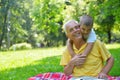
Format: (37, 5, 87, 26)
(75, 26, 79, 29)
(69, 29, 73, 32)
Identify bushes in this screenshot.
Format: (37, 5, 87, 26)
(9, 43, 32, 50)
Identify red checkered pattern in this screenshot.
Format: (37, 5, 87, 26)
(28, 72, 120, 80)
(108, 76, 120, 80)
(28, 72, 72, 80)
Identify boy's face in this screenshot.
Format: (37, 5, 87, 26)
(80, 24, 92, 36)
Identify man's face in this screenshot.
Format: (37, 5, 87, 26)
(80, 25, 92, 36)
(66, 22, 82, 40)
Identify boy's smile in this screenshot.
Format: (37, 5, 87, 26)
(80, 25, 92, 36)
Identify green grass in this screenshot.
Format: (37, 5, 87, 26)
(0, 47, 64, 80)
(0, 44, 120, 80)
(106, 43, 120, 76)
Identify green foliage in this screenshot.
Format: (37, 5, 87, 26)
(30, 0, 66, 47)
(0, 0, 34, 50)
(111, 32, 120, 43)
(83, 0, 120, 43)
(63, 0, 120, 43)
(9, 43, 32, 50)
(0, 0, 120, 50)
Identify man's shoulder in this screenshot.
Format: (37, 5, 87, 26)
(95, 39, 103, 43)
(94, 39, 100, 43)
(62, 47, 70, 55)
(94, 39, 103, 47)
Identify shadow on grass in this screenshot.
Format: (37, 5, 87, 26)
(0, 55, 63, 80)
(109, 48, 120, 76)
(0, 48, 120, 80)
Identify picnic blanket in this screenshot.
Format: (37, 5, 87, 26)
(28, 72, 72, 80)
(28, 72, 120, 80)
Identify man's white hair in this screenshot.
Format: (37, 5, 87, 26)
(63, 20, 78, 34)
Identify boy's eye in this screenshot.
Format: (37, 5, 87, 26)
(82, 28, 85, 31)
(88, 29, 91, 31)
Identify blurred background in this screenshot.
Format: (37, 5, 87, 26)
(0, 0, 120, 80)
(0, 0, 120, 51)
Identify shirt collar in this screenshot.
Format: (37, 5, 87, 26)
(73, 43, 87, 54)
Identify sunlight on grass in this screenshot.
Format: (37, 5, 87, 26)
(106, 43, 120, 76)
(0, 44, 120, 80)
(0, 47, 65, 71)
(106, 43, 120, 49)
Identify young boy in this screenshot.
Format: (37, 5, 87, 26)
(67, 15, 96, 62)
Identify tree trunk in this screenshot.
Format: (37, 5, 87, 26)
(0, 13, 8, 49)
(7, 10, 11, 49)
(0, 0, 9, 49)
(107, 28, 111, 43)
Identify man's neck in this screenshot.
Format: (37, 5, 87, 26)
(73, 39, 85, 50)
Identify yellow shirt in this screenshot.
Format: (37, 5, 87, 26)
(60, 40, 111, 77)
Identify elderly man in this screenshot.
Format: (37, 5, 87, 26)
(60, 20, 114, 79)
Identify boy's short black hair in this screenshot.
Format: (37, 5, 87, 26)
(79, 15, 93, 27)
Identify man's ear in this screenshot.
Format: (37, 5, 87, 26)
(66, 33, 69, 38)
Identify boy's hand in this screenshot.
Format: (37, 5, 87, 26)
(71, 54, 86, 67)
(71, 55, 75, 58)
(97, 72, 108, 79)
(67, 38, 73, 44)
(77, 54, 87, 67)
(67, 39, 75, 58)
(79, 53, 87, 58)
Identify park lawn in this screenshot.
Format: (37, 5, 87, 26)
(0, 43, 120, 80)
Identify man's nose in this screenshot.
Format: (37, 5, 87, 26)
(73, 28, 77, 31)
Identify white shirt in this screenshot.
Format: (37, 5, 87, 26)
(87, 29, 96, 43)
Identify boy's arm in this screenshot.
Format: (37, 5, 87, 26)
(81, 42, 94, 56)
(64, 55, 86, 76)
(67, 39, 75, 57)
(82, 29, 96, 56)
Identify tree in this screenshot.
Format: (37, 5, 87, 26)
(0, 0, 10, 49)
(0, 0, 33, 50)
(87, 0, 118, 43)
(64, 0, 120, 43)
(30, 0, 66, 47)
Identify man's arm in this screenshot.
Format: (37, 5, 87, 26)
(67, 39, 75, 57)
(76, 42, 94, 68)
(98, 56, 114, 79)
(64, 60, 75, 76)
(97, 40, 114, 79)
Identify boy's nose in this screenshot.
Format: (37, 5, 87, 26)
(84, 31, 88, 33)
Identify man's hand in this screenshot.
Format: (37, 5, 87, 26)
(71, 54, 86, 67)
(97, 72, 108, 79)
